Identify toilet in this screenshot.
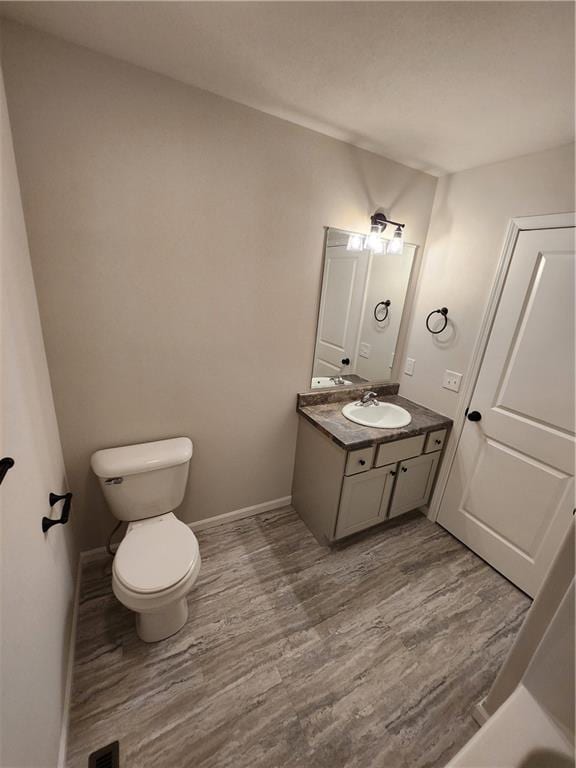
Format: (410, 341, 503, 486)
(90, 436, 200, 642)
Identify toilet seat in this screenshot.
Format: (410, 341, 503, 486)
(114, 513, 199, 594)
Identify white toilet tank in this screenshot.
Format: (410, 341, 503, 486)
(91, 437, 193, 522)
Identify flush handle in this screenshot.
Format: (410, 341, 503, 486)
(105, 477, 124, 485)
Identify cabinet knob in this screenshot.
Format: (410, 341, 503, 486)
(401, 466, 408, 473)
(390, 470, 396, 476)
(435, 439, 442, 445)
(341, 358, 350, 366)
(359, 459, 366, 466)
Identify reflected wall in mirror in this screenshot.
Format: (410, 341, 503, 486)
(311, 227, 416, 388)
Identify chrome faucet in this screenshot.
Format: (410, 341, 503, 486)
(360, 391, 379, 406)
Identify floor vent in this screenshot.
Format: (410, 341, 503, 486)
(88, 741, 119, 768)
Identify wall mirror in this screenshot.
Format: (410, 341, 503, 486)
(311, 227, 416, 389)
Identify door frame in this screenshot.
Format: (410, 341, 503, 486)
(429, 211, 576, 523)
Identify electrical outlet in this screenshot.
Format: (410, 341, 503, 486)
(359, 342, 371, 359)
(404, 357, 415, 376)
(443, 370, 462, 392)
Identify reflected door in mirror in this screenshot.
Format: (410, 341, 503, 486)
(311, 228, 416, 389)
(313, 245, 369, 378)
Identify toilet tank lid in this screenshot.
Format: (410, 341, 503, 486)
(91, 437, 193, 478)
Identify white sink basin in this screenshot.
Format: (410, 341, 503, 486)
(311, 376, 353, 389)
(342, 401, 412, 429)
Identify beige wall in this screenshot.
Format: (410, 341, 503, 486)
(399, 142, 575, 419)
(0, 49, 77, 767)
(1, 22, 437, 549)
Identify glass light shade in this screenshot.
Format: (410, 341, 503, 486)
(364, 227, 384, 253)
(370, 237, 385, 254)
(387, 227, 404, 255)
(346, 233, 364, 251)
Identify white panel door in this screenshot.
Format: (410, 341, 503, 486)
(313, 246, 369, 376)
(438, 227, 575, 596)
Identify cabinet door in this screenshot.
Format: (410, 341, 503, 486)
(389, 452, 440, 519)
(335, 465, 395, 539)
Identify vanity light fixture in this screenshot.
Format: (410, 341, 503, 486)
(346, 212, 406, 254)
(369, 212, 405, 255)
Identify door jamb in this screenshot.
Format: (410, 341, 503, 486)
(428, 211, 576, 523)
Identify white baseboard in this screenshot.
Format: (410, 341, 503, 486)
(189, 496, 292, 532)
(57, 555, 83, 768)
(472, 698, 491, 727)
(79, 495, 293, 561)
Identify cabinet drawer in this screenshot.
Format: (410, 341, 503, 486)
(335, 465, 395, 539)
(345, 446, 375, 476)
(375, 435, 425, 467)
(425, 429, 447, 453)
(389, 452, 440, 519)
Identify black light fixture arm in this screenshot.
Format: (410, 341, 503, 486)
(370, 212, 405, 231)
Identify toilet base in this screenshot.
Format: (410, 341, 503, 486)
(135, 597, 189, 642)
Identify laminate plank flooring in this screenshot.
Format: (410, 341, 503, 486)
(67, 509, 530, 768)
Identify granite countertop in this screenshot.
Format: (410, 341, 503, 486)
(297, 393, 452, 450)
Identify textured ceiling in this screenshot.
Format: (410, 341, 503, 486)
(1, 1, 574, 175)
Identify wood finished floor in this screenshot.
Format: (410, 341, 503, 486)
(68, 508, 530, 768)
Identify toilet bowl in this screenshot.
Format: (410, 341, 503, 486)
(91, 437, 200, 642)
(113, 512, 201, 642)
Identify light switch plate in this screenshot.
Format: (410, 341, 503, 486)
(443, 370, 462, 392)
(359, 342, 371, 359)
(404, 357, 415, 376)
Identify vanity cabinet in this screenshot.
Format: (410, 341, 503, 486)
(292, 418, 448, 544)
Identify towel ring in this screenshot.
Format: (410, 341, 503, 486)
(426, 307, 449, 334)
(374, 300, 391, 322)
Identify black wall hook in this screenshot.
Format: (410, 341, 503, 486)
(426, 307, 449, 334)
(0, 457, 15, 486)
(42, 492, 73, 533)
